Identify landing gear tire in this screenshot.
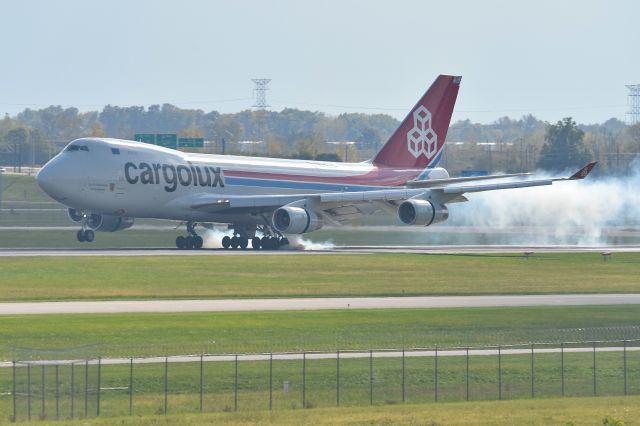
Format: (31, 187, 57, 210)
(222, 236, 231, 249)
(251, 237, 261, 250)
(185, 236, 195, 249)
(77, 229, 94, 243)
(281, 237, 289, 247)
(238, 237, 248, 250)
(194, 236, 203, 249)
(229, 236, 239, 249)
(176, 236, 186, 249)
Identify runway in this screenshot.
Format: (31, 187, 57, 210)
(1, 245, 640, 256)
(2, 294, 640, 315)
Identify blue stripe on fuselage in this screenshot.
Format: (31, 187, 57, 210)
(225, 176, 391, 192)
(416, 150, 444, 180)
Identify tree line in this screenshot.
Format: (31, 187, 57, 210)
(0, 104, 638, 175)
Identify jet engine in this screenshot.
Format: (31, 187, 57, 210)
(67, 208, 84, 223)
(398, 199, 449, 226)
(272, 206, 323, 234)
(86, 214, 134, 232)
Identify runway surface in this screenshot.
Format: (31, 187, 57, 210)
(2, 294, 640, 315)
(1, 245, 640, 256)
(2, 344, 638, 368)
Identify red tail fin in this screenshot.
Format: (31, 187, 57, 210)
(373, 75, 461, 168)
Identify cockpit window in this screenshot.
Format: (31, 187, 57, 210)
(65, 145, 89, 152)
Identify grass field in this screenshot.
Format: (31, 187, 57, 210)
(2, 306, 640, 359)
(3, 347, 640, 418)
(3, 394, 639, 425)
(0, 253, 638, 302)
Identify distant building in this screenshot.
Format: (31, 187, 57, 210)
(236, 140, 266, 154)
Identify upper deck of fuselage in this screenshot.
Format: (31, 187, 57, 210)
(66, 137, 412, 179)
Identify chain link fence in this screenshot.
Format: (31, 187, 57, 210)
(2, 339, 640, 422)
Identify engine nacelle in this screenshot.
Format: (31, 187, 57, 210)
(398, 199, 449, 226)
(272, 206, 323, 234)
(67, 208, 84, 223)
(86, 214, 135, 232)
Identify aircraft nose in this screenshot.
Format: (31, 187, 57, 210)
(36, 160, 65, 201)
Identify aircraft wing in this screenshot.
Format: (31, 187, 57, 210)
(183, 162, 596, 223)
(405, 171, 531, 188)
(434, 161, 596, 196)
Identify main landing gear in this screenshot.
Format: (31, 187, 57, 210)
(221, 234, 289, 250)
(221, 224, 289, 251)
(175, 221, 204, 250)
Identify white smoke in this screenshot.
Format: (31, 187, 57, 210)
(445, 160, 640, 246)
(286, 235, 335, 251)
(199, 227, 227, 249)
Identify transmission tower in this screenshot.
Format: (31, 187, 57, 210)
(252, 79, 271, 109)
(627, 84, 640, 125)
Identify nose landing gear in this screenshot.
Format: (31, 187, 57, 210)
(175, 222, 204, 250)
(76, 228, 95, 243)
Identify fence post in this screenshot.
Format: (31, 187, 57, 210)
(55, 364, 59, 420)
(336, 350, 340, 407)
(369, 350, 373, 406)
(268, 353, 272, 411)
(434, 345, 438, 402)
(27, 363, 31, 421)
(40, 364, 45, 419)
(234, 354, 238, 412)
(402, 348, 406, 403)
(163, 357, 168, 415)
(498, 346, 502, 401)
(129, 358, 133, 416)
(592, 341, 597, 396)
(466, 348, 470, 401)
(12, 361, 16, 423)
(624, 340, 628, 396)
(302, 351, 306, 409)
(83, 360, 88, 418)
(96, 357, 101, 416)
(70, 363, 75, 419)
(531, 343, 535, 398)
(560, 342, 564, 397)
(200, 354, 204, 413)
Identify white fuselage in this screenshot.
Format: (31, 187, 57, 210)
(37, 138, 449, 225)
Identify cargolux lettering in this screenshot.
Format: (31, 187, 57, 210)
(124, 162, 224, 192)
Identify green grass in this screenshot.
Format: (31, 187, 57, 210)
(0, 174, 49, 203)
(0, 229, 183, 248)
(0, 253, 639, 302)
(2, 390, 640, 425)
(2, 306, 640, 359)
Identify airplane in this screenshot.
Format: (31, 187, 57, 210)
(36, 75, 597, 250)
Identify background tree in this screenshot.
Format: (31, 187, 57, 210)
(536, 117, 591, 172)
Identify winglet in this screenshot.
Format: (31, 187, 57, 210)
(569, 161, 597, 180)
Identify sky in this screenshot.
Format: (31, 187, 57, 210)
(1, 0, 638, 124)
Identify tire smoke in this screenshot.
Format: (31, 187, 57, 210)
(446, 161, 640, 245)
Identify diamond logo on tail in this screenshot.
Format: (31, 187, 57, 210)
(407, 105, 437, 159)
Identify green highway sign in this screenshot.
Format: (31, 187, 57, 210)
(155, 134, 178, 149)
(134, 133, 156, 144)
(178, 137, 204, 148)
